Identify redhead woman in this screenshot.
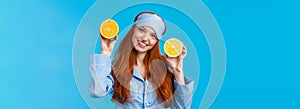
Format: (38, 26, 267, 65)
(89, 11, 194, 109)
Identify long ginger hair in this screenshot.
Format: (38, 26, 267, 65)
(111, 12, 175, 107)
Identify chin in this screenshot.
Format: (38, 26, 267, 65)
(134, 47, 149, 53)
(136, 49, 148, 53)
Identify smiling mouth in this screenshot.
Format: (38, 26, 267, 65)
(137, 40, 148, 48)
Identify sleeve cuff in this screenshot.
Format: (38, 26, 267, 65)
(174, 76, 194, 96)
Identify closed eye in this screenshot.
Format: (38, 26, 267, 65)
(139, 28, 145, 33)
(151, 34, 157, 39)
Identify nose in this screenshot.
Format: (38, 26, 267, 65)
(141, 34, 151, 40)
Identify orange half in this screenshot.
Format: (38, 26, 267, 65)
(164, 38, 183, 57)
(99, 19, 119, 39)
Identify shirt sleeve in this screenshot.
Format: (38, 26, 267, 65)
(88, 54, 114, 98)
(172, 77, 194, 109)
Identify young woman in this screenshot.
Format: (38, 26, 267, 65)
(89, 12, 194, 109)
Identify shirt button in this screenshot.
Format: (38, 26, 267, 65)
(146, 102, 152, 106)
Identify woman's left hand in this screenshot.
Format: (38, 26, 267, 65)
(164, 45, 187, 84)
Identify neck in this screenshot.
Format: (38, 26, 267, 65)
(136, 52, 146, 66)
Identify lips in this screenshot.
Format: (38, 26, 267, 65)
(137, 40, 148, 48)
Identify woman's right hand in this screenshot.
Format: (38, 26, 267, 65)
(100, 34, 118, 57)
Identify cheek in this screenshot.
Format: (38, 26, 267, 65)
(148, 40, 158, 47)
(131, 36, 137, 46)
(132, 38, 137, 46)
(133, 29, 142, 37)
(131, 33, 139, 42)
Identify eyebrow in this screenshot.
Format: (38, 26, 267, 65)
(140, 26, 147, 31)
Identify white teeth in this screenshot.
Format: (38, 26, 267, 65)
(140, 42, 146, 46)
(138, 41, 147, 46)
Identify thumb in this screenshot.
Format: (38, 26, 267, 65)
(112, 35, 118, 42)
(164, 54, 171, 62)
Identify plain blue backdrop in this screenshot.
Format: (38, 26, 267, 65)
(1, 0, 299, 108)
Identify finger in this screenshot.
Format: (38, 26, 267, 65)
(108, 36, 117, 46)
(181, 49, 186, 55)
(100, 34, 107, 42)
(182, 45, 186, 52)
(114, 35, 118, 40)
(181, 45, 187, 58)
(100, 36, 106, 44)
(164, 54, 175, 67)
(164, 54, 168, 59)
(110, 35, 118, 41)
(164, 54, 171, 62)
(111, 35, 118, 43)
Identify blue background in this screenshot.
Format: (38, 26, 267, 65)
(1, 0, 299, 108)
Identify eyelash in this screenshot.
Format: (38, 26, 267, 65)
(139, 28, 145, 32)
(138, 28, 156, 39)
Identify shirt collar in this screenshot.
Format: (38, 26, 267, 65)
(133, 66, 145, 81)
